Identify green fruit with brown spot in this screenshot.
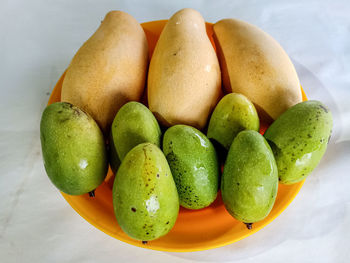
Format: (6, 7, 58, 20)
(207, 93, 259, 150)
(264, 100, 333, 184)
(40, 102, 108, 195)
(113, 143, 179, 241)
(163, 125, 219, 209)
(110, 101, 161, 162)
(222, 130, 278, 225)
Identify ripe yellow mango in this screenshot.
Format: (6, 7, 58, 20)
(148, 8, 221, 130)
(61, 11, 148, 133)
(213, 19, 302, 121)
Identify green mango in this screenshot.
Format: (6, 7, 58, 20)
(264, 100, 333, 184)
(163, 125, 219, 209)
(222, 130, 278, 226)
(207, 93, 259, 150)
(40, 102, 108, 195)
(113, 143, 179, 241)
(110, 101, 161, 161)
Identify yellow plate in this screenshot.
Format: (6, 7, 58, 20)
(48, 20, 307, 252)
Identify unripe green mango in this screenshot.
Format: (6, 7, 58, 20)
(222, 130, 278, 226)
(207, 93, 259, 150)
(40, 102, 108, 195)
(264, 100, 333, 184)
(110, 102, 161, 162)
(163, 125, 219, 209)
(113, 143, 179, 241)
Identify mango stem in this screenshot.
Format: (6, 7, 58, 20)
(88, 190, 95, 197)
(245, 223, 253, 230)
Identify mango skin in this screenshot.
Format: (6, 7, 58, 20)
(110, 102, 162, 162)
(213, 18, 302, 121)
(264, 100, 333, 184)
(147, 8, 221, 129)
(61, 11, 149, 134)
(113, 143, 179, 241)
(222, 130, 278, 223)
(163, 125, 219, 209)
(40, 102, 108, 195)
(207, 93, 259, 150)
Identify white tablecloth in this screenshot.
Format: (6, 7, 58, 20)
(1, 0, 349, 262)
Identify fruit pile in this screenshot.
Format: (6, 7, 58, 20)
(40, 9, 333, 242)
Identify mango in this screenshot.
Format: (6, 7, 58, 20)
(207, 93, 259, 150)
(213, 19, 302, 121)
(264, 100, 333, 184)
(40, 102, 108, 195)
(113, 143, 179, 241)
(222, 130, 278, 226)
(61, 11, 149, 134)
(148, 8, 222, 130)
(110, 102, 161, 162)
(163, 125, 219, 209)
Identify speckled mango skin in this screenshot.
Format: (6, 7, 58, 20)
(222, 130, 278, 223)
(113, 143, 179, 241)
(264, 100, 333, 184)
(163, 125, 219, 209)
(40, 102, 108, 195)
(110, 101, 161, 161)
(207, 93, 260, 150)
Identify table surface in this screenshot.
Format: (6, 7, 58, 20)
(1, 0, 349, 262)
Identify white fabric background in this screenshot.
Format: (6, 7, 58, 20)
(0, 0, 349, 262)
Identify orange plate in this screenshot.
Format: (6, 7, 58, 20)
(48, 20, 307, 252)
